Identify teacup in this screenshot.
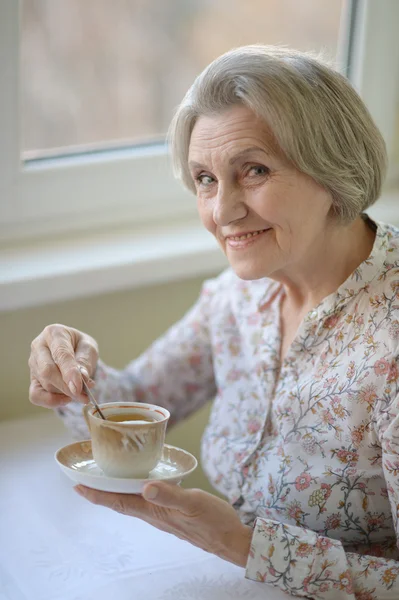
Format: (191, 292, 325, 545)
(83, 402, 170, 478)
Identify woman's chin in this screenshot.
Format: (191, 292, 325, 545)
(229, 261, 271, 281)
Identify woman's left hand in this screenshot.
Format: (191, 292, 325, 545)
(74, 482, 252, 567)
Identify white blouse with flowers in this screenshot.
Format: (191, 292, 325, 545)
(59, 216, 399, 599)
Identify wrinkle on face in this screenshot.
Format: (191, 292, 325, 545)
(188, 109, 282, 177)
(188, 105, 334, 287)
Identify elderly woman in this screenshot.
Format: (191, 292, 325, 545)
(29, 45, 399, 598)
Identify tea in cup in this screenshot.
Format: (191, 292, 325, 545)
(83, 402, 170, 478)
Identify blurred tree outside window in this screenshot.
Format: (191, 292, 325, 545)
(21, 0, 344, 160)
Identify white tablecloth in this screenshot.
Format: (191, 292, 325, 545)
(0, 413, 289, 600)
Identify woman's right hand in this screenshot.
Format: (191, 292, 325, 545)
(28, 324, 99, 409)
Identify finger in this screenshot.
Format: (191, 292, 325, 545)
(29, 354, 69, 396)
(33, 345, 72, 396)
(142, 482, 198, 514)
(45, 327, 82, 395)
(30, 351, 87, 403)
(74, 486, 147, 516)
(77, 367, 96, 405)
(78, 366, 96, 393)
(29, 376, 72, 408)
(75, 338, 97, 382)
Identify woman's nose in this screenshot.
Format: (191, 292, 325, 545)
(213, 184, 247, 226)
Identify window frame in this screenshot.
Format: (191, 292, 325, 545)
(342, 0, 399, 188)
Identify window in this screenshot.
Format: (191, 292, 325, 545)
(21, 0, 343, 160)
(2, 0, 345, 244)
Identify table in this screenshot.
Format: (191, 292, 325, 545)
(0, 413, 289, 600)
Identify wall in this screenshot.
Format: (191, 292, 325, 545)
(0, 273, 223, 495)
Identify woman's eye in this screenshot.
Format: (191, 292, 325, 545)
(247, 165, 269, 177)
(196, 174, 214, 186)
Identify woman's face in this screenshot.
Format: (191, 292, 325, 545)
(188, 105, 334, 281)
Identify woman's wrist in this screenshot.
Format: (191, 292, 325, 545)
(219, 524, 252, 568)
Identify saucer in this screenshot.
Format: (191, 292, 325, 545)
(55, 440, 198, 494)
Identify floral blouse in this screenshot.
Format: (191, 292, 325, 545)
(59, 216, 399, 599)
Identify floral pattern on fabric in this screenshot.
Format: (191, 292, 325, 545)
(59, 216, 399, 598)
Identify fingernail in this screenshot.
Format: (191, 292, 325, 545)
(68, 381, 77, 395)
(145, 486, 158, 500)
(74, 485, 85, 496)
(79, 367, 89, 379)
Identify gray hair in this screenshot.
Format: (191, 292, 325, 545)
(168, 45, 387, 223)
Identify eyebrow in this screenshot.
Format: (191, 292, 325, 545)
(228, 146, 271, 165)
(188, 145, 272, 170)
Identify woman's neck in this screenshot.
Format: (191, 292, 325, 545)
(276, 215, 376, 316)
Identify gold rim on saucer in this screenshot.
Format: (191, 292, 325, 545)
(55, 440, 198, 494)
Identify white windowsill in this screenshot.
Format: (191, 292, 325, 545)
(0, 218, 228, 312)
(1, 188, 398, 313)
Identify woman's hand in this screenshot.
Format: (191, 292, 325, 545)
(74, 482, 253, 568)
(29, 324, 99, 408)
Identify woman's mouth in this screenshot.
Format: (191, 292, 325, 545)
(225, 228, 271, 249)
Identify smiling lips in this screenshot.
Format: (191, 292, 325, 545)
(225, 228, 271, 248)
(226, 228, 270, 240)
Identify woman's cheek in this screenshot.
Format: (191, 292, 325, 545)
(197, 197, 215, 233)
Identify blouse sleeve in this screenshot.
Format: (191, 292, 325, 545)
(244, 391, 399, 599)
(57, 276, 219, 439)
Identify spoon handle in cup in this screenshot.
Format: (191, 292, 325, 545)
(79, 367, 106, 420)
